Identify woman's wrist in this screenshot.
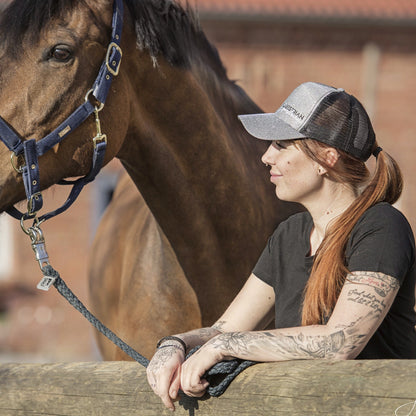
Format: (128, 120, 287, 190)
(156, 336, 187, 352)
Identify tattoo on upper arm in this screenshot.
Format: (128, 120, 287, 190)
(344, 271, 399, 318)
(346, 288, 387, 314)
(345, 271, 400, 297)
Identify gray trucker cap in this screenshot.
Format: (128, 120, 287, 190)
(238, 82, 375, 161)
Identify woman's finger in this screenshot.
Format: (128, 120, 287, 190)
(168, 366, 181, 401)
(180, 360, 210, 397)
(146, 346, 185, 410)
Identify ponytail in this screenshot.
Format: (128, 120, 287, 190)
(298, 140, 403, 326)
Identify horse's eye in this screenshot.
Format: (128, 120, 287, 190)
(50, 46, 72, 62)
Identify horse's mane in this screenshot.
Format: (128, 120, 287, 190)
(125, 0, 222, 70)
(124, 0, 263, 123)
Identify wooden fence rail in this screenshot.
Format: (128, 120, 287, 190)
(0, 360, 415, 415)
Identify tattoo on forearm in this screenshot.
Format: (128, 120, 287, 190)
(212, 320, 227, 332)
(209, 328, 368, 360)
(184, 327, 222, 348)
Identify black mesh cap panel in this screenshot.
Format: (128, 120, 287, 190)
(299, 92, 375, 161)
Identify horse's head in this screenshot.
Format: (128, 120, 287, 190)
(0, 0, 131, 213)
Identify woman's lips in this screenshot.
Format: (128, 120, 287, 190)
(270, 171, 282, 182)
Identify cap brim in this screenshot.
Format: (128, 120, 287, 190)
(238, 113, 307, 141)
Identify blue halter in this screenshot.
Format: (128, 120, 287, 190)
(0, 0, 123, 224)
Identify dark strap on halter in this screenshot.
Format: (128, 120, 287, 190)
(38, 140, 107, 223)
(93, 0, 123, 103)
(1, 0, 123, 222)
(35, 101, 95, 157)
(22, 139, 43, 213)
(0, 119, 24, 154)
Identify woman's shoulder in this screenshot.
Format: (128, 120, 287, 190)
(351, 202, 415, 250)
(347, 203, 415, 282)
(358, 202, 412, 232)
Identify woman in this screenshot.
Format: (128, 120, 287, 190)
(146, 82, 416, 411)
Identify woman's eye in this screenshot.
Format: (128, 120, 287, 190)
(50, 46, 72, 62)
(274, 141, 285, 149)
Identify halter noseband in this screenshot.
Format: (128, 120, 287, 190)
(0, 0, 124, 225)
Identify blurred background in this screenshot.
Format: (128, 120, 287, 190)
(0, 0, 415, 362)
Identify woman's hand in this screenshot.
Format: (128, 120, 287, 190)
(146, 344, 185, 411)
(180, 335, 229, 397)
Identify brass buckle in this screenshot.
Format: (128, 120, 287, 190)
(105, 42, 122, 76)
(10, 152, 24, 173)
(27, 192, 42, 217)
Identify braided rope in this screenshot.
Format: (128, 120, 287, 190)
(187, 347, 257, 397)
(43, 265, 149, 367)
(42, 264, 257, 397)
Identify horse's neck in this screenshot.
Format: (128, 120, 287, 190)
(117, 52, 293, 304)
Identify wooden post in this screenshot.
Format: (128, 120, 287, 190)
(0, 360, 415, 415)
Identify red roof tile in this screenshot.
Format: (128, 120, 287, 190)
(191, 0, 416, 21)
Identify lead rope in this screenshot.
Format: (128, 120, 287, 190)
(24, 221, 257, 398)
(42, 264, 149, 367)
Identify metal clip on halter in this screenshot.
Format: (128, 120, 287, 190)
(21, 218, 56, 291)
(93, 106, 107, 149)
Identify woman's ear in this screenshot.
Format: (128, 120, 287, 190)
(323, 148, 340, 168)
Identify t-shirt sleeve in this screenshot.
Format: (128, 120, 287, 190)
(346, 205, 415, 284)
(252, 231, 277, 287)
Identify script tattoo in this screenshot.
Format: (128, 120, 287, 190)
(347, 288, 387, 314)
(345, 271, 399, 297)
(345, 271, 399, 318)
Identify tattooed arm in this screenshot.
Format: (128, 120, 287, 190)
(154, 272, 275, 354)
(147, 273, 275, 409)
(180, 271, 400, 397)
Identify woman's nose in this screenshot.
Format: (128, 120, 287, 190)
(261, 143, 276, 166)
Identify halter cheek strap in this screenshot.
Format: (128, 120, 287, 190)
(0, 0, 124, 223)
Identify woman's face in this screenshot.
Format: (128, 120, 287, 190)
(261, 141, 324, 204)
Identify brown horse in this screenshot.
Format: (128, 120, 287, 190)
(0, 0, 299, 360)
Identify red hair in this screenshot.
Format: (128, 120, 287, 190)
(296, 139, 403, 325)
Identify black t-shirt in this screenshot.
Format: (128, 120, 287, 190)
(253, 202, 416, 359)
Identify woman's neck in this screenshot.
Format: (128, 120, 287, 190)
(306, 183, 357, 255)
